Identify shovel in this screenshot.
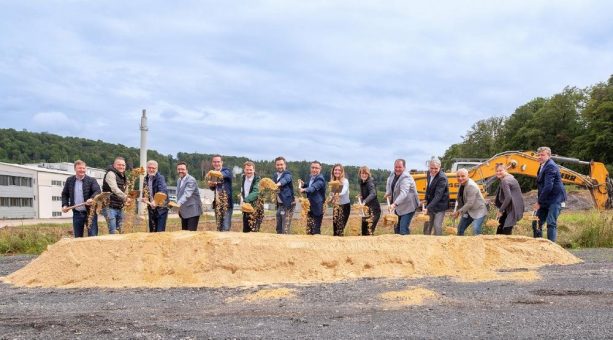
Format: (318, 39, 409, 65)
(531, 211, 542, 238)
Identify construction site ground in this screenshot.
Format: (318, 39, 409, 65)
(0, 248, 611, 339)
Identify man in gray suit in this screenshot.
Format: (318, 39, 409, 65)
(384, 159, 419, 235)
(453, 168, 487, 235)
(176, 161, 202, 231)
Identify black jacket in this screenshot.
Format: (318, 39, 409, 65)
(61, 175, 101, 212)
(360, 176, 381, 212)
(102, 166, 127, 209)
(425, 171, 449, 213)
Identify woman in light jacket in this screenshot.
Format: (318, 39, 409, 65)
(453, 168, 488, 235)
(330, 164, 350, 236)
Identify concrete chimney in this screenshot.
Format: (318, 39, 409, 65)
(139, 109, 148, 215)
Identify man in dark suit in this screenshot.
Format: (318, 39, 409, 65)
(300, 161, 326, 235)
(207, 155, 233, 231)
(61, 160, 101, 237)
(423, 158, 449, 235)
(534, 146, 567, 242)
(143, 160, 169, 232)
(274, 156, 295, 234)
(176, 161, 202, 231)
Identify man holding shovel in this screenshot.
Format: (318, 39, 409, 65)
(61, 160, 101, 237)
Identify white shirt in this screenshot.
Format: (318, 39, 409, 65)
(243, 176, 254, 199)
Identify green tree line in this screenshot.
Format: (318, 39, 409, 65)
(0, 129, 391, 202)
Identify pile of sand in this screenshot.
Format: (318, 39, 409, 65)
(1, 231, 581, 288)
(227, 288, 296, 303)
(380, 287, 439, 306)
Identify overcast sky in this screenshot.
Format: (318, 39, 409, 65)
(1, 1, 612, 170)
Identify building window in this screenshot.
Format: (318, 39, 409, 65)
(0, 197, 33, 207)
(52, 211, 63, 217)
(51, 180, 63, 186)
(0, 175, 33, 187)
(52, 196, 62, 201)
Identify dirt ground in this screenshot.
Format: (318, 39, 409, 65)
(0, 248, 611, 339)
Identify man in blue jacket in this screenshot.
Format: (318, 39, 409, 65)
(274, 156, 295, 234)
(143, 160, 169, 232)
(300, 160, 326, 235)
(208, 154, 233, 231)
(534, 146, 567, 242)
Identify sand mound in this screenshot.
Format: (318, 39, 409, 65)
(380, 287, 439, 305)
(227, 288, 296, 303)
(2, 232, 581, 288)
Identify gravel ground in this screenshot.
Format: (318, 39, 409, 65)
(0, 249, 612, 339)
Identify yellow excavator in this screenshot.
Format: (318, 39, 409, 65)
(412, 151, 612, 210)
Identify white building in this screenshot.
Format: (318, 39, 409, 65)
(0, 162, 105, 219)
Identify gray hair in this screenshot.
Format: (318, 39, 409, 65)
(429, 157, 441, 168)
(456, 168, 469, 176)
(147, 160, 159, 168)
(537, 146, 551, 155)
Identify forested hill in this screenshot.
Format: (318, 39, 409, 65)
(441, 75, 613, 172)
(0, 128, 391, 197)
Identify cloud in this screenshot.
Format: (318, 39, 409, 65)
(32, 112, 79, 131)
(1, 1, 613, 170)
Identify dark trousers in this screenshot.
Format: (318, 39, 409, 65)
(180, 215, 200, 231)
(242, 212, 263, 232)
(496, 211, 513, 235)
(333, 203, 351, 236)
(307, 212, 323, 235)
(73, 210, 98, 237)
(148, 207, 168, 232)
(361, 208, 381, 236)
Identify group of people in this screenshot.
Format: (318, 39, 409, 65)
(60, 146, 566, 242)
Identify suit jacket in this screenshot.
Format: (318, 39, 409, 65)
(274, 170, 295, 208)
(241, 174, 261, 204)
(458, 178, 487, 219)
(208, 167, 234, 207)
(144, 172, 168, 211)
(61, 175, 101, 213)
(385, 172, 419, 215)
(496, 174, 524, 228)
(359, 176, 381, 212)
(302, 174, 326, 216)
(537, 159, 566, 208)
(177, 174, 202, 219)
(425, 171, 449, 213)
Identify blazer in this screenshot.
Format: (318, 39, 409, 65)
(537, 159, 566, 208)
(274, 170, 295, 208)
(458, 178, 487, 219)
(302, 174, 326, 216)
(144, 172, 169, 211)
(496, 174, 524, 228)
(359, 176, 381, 212)
(61, 175, 101, 212)
(241, 174, 261, 204)
(177, 174, 203, 219)
(209, 167, 234, 206)
(425, 171, 449, 213)
(385, 171, 419, 216)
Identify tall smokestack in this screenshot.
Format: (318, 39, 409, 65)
(139, 109, 148, 215)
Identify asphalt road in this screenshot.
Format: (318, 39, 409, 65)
(0, 249, 612, 339)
